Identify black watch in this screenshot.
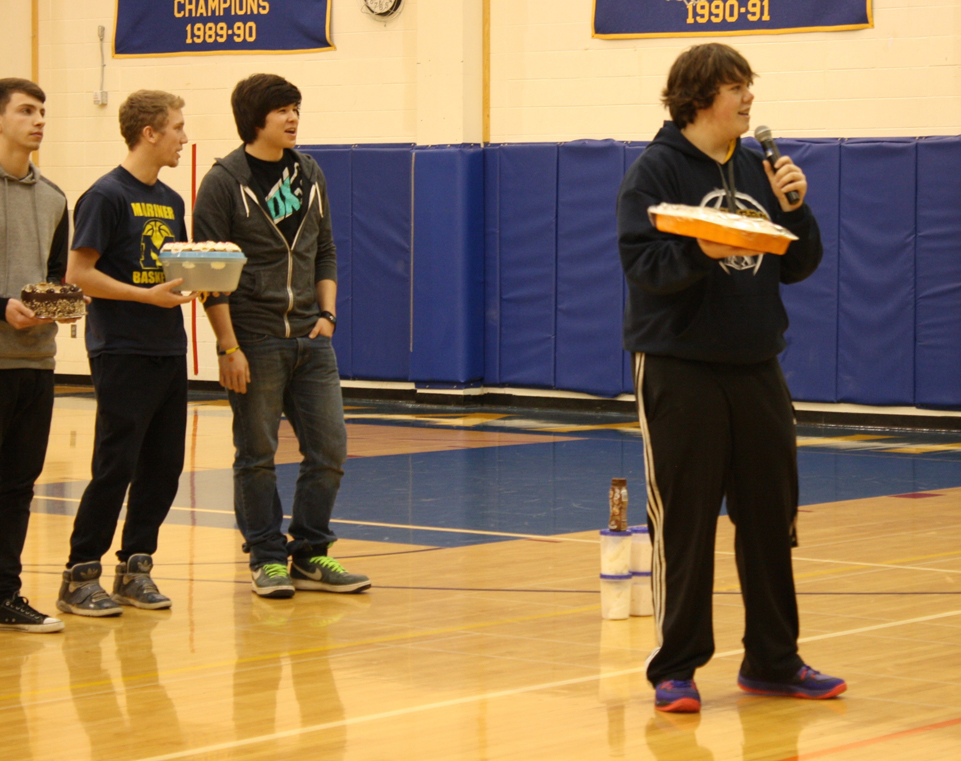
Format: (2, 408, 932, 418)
(320, 311, 337, 328)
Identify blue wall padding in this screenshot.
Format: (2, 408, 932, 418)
(349, 147, 413, 380)
(837, 139, 916, 405)
(555, 140, 626, 396)
(487, 144, 559, 388)
(624, 143, 647, 167)
(484, 147, 502, 385)
(621, 277, 633, 394)
(298, 138, 961, 408)
(916, 137, 961, 406)
(302, 147, 353, 376)
(410, 147, 485, 384)
(776, 139, 841, 403)
(622, 143, 648, 395)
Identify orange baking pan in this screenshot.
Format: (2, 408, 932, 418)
(648, 203, 798, 255)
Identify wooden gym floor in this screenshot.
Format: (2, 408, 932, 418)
(3, 390, 961, 760)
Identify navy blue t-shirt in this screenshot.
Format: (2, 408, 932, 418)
(72, 166, 188, 357)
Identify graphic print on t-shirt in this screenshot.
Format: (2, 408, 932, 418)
(264, 163, 303, 224)
(131, 203, 177, 284)
(699, 188, 768, 274)
(71, 166, 187, 358)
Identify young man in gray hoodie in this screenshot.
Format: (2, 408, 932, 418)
(193, 74, 369, 598)
(0, 78, 68, 633)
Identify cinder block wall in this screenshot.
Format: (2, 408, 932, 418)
(2, 0, 958, 382)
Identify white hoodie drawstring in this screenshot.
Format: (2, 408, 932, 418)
(241, 184, 256, 218)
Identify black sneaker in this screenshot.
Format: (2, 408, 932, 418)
(57, 561, 123, 617)
(112, 554, 171, 610)
(291, 555, 371, 593)
(0, 596, 64, 633)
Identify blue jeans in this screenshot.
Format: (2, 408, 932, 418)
(229, 331, 346, 569)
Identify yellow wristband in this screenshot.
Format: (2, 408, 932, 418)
(218, 345, 240, 356)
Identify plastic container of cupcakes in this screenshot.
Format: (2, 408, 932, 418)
(158, 242, 247, 292)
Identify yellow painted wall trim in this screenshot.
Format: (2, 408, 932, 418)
(483, 0, 490, 144)
(31, 0, 39, 167)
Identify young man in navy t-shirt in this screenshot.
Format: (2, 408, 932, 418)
(57, 91, 195, 617)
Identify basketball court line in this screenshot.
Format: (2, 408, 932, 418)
(31, 493, 961, 562)
(716, 548, 961, 576)
(25, 566, 961, 597)
(22, 547, 444, 567)
(30, 494, 599, 543)
(130, 608, 961, 761)
(3, 604, 602, 703)
(774, 715, 961, 761)
(12, 596, 960, 709)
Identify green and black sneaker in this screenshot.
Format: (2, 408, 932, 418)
(291, 555, 371, 593)
(251, 563, 295, 599)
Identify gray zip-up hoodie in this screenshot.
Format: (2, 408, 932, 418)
(0, 161, 68, 370)
(193, 146, 336, 339)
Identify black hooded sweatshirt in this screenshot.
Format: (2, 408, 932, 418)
(617, 121, 822, 365)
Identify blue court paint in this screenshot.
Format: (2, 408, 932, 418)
(32, 425, 961, 548)
(797, 449, 961, 506)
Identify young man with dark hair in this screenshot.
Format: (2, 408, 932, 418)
(618, 43, 845, 713)
(57, 90, 195, 617)
(0, 78, 67, 633)
(660, 43, 757, 129)
(193, 74, 369, 598)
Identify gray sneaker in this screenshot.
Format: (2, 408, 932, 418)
(251, 563, 295, 598)
(291, 555, 371, 593)
(112, 554, 171, 610)
(57, 561, 123, 617)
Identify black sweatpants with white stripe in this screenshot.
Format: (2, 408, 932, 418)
(633, 353, 805, 686)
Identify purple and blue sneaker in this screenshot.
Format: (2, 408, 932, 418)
(737, 665, 847, 699)
(654, 679, 701, 713)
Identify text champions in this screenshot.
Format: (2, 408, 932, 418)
(174, 0, 270, 18)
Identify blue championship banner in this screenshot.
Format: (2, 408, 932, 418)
(593, 0, 873, 39)
(114, 0, 333, 57)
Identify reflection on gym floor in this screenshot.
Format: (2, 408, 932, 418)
(4, 392, 961, 760)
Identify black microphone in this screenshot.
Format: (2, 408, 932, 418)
(754, 125, 800, 205)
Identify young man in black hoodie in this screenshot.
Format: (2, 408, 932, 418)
(194, 74, 369, 598)
(618, 43, 845, 713)
(0, 78, 68, 633)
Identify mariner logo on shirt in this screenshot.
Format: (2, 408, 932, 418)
(699, 189, 769, 275)
(134, 219, 174, 283)
(130, 202, 176, 220)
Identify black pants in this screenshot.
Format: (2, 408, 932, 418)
(68, 354, 187, 566)
(634, 353, 804, 686)
(0, 369, 54, 598)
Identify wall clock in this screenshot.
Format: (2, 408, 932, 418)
(363, 0, 403, 18)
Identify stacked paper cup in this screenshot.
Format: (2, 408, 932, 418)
(599, 528, 632, 619)
(629, 525, 653, 616)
